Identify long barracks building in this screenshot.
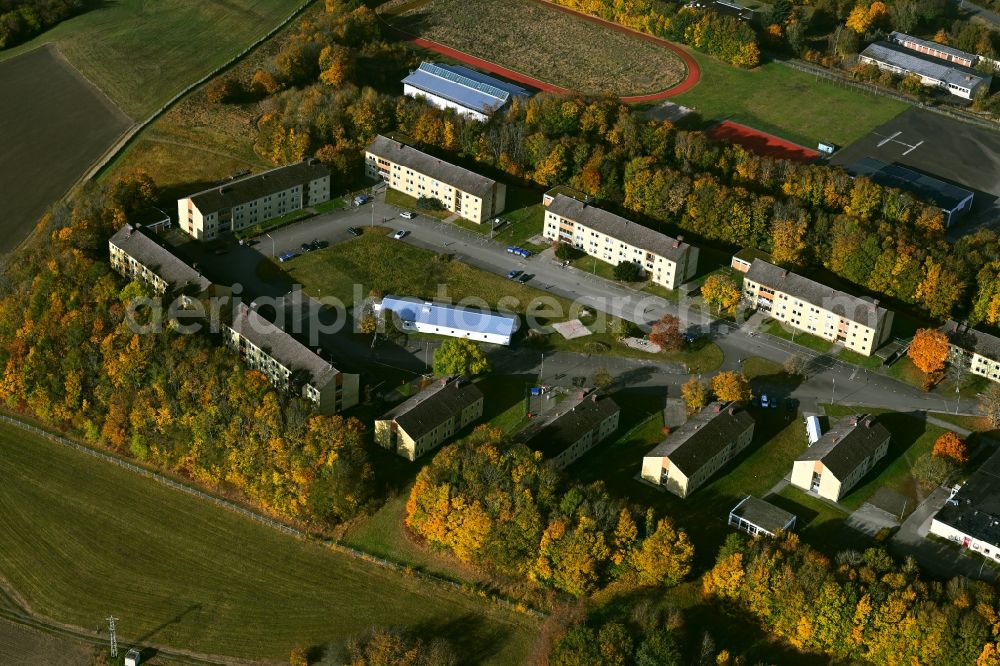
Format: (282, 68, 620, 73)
(364, 135, 506, 224)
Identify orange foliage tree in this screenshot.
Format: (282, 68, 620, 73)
(932, 431, 968, 465)
(908, 328, 949, 375)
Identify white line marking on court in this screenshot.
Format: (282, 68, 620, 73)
(902, 140, 924, 155)
(877, 131, 901, 147)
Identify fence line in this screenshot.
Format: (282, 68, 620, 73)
(0, 412, 545, 620)
(776, 57, 1000, 134)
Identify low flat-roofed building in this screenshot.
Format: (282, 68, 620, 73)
(845, 157, 974, 226)
(517, 390, 620, 468)
(365, 135, 505, 224)
(858, 41, 991, 99)
(888, 31, 977, 68)
(790, 414, 890, 501)
(542, 194, 698, 290)
(177, 159, 330, 241)
(109, 224, 213, 306)
(728, 496, 796, 537)
(375, 377, 484, 461)
(223, 305, 359, 414)
(742, 259, 894, 356)
(403, 62, 529, 122)
(641, 402, 755, 497)
(376, 296, 519, 346)
(930, 452, 1000, 561)
(943, 320, 1000, 384)
(730, 248, 771, 273)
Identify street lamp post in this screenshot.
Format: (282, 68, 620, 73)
(265, 232, 275, 257)
(539, 352, 545, 384)
(831, 377, 836, 404)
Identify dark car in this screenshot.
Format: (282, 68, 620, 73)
(301, 242, 313, 253)
(347, 227, 362, 237)
(312, 239, 329, 250)
(517, 273, 532, 283)
(506, 269, 522, 280)
(785, 398, 798, 411)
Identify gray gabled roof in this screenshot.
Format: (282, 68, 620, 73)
(228, 307, 340, 391)
(184, 160, 329, 213)
(860, 41, 989, 90)
(109, 224, 211, 294)
(943, 320, 1000, 361)
(934, 452, 1000, 547)
(518, 391, 620, 457)
(795, 414, 890, 479)
(379, 377, 484, 440)
(546, 194, 693, 262)
(889, 31, 978, 64)
(403, 62, 527, 115)
(745, 259, 890, 328)
(644, 402, 755, 477)
(366, 135, 497, 197)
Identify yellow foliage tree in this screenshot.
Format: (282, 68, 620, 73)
(629, 518, 694, 586)
(711, 371, 752, 403)
(681, 377, 709, 415)
(702, 273, 741, 313)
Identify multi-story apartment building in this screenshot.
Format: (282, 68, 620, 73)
(641, 402, 755, 498)
(743, 259, 894, 356)
(223, 305, 359, 414)
(364, 135, 506, 224)
(177, 160, 330, 241)
(517, 391, 620, 469)
(790, 414, 890, 502)
(375, 377, 484, 461)
(943, 320, 1000, 384)
(542, 194, 698, 290)
(109, 223, 212, 305)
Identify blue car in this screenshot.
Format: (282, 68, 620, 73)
(278, 252, 298, 262)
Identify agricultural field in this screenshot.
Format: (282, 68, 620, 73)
(0, 0, 306, 120)
(382, 0, 687, 96)
(0, 46, 131, 253)
(0, 619, 96, 666)
(0, 422, 540, 663)
(673, 52, 908, 148)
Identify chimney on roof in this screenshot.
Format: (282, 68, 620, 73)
(677, 235, 684, 243)
(591, 393, 598, 402)
(781, 269, 788, 278)
(728, 406, 736, 416)
(578, 390, 586, 400)
(672, 239, 680, 248)
(714, 404, 721, 413)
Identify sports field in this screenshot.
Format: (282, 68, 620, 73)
(0, 422, 539, 663)
(674, 52, 908, 148)
(383, 0, 687, 96)
(0, 0, 305, 119)
(0, 46, 131, 253)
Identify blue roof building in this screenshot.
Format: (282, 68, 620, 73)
(377, 296, 520, 346)
(402, 62, 529, 121)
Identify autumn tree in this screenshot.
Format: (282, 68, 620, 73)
(318, 44, 352, 86)
(770, 217, 808, 266)
(932, 431, 968, 465)
(701, 273, 741, 313)
(711, 371, 752, 403)
(205, 76, 243, 104)
(681, 377, 709, 414)
(783, 354, 807, 376)
(628, 518, 694, 586)
(908, 328, 949, 375)
(592, 368, 613, 390)
(345, 627, 455, 666)
(250, 68, 281, 96)
(649, 314, 683, 352)
(981, 384, 1000, 428)
(432, 339, 490, 378)
(913, 452, 956, 490)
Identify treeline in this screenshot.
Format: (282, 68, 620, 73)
(405, 426, 694, 597)
(0, 177, 373, 527)
(544, 0, 760, 67)
(0, 0, 87, 49)
(703, 533, 1000, 664)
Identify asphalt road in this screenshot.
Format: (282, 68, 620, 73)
(174, 189, 979, 417)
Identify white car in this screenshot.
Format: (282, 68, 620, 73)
(760, 394, 770, 408)
(400, 211, 415, 219)
(392, 229, 409, 240)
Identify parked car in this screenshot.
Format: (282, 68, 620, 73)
(506, 269, 522, 280)
(353, 194, 371, 206)
(312, 239, 328, 250)
(301, 242, 313, 253)
(760, 394, 770, 408)
(505, 246, 531, 258)
(392, 229, 409, 240)
(517, 273, 532, 283)
(785, 398, 798, 412)
(278, 252, 297, 262)
(400, 211, 415, 219)
(347, 227, 362, 237)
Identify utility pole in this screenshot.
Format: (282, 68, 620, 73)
(831, 377, 836, 404)
(370, 200, 374, 228)
(107, 616, 118, 659)
(265, 232, 274, 257)
(539, 352, 545, 383)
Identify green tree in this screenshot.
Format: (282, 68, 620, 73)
(614, 261, 644, 282)
(432, 339, 491, 378)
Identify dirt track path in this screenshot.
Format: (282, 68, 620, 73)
(380, 1, 701, 102)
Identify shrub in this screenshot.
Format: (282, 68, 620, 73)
(614, 261, 644, 282)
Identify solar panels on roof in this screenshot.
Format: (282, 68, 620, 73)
(402, 62, 529, 116)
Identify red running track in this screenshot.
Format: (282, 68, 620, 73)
(707, 120, 820, 163)
(383, 2, 701, 102)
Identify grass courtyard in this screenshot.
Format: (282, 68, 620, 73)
(0, 421, 539, 663)
(673, 52, 908, 148)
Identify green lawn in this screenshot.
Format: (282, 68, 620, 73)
(821, 405, 946, 513)
(838, 348, 884, 369)
(741, 356, 795, 384)
(0, 422, 539, 662)
(385, 188, 453, 220)
(771, 485, 849, 545)
(759, 318, 834, 353)
(568, 404, 808, 567)
(673, 52, 908, 148)
(0, 0, 305, 119)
